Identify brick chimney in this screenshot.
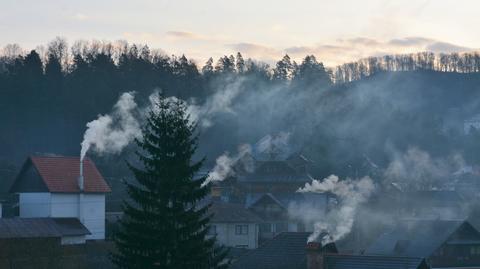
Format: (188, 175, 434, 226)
(306, 240, 338, 269)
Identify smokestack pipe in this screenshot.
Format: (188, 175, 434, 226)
(305, 239, 338, 269)
(78, 158, 84, 191)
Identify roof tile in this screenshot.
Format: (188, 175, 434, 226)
(30, 156, 111, 193)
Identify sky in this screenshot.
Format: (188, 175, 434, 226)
(1, 0, 479, 66)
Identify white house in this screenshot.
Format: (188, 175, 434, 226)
(9, 155, 111, 241)
(209, 202, 262, 249)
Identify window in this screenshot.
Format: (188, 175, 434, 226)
(235, 225, 249, 235)
(275, 222, 288, 233)
(470, 246, 480, 256)
(208, 225, 217, 235)
(259, 223, 272, 233)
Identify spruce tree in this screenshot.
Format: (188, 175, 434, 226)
(112, 96, 228, 269)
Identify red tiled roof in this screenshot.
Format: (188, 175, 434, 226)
(30, 156, 111, 193)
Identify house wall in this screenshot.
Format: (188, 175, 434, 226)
(19, 192, 106, 240)
(80, 194, 105, 240)
(213, 222, 258, 249)
(50, 193, 106, 240)
(50, 194, 79, 218)
(19, 193, 51, 217)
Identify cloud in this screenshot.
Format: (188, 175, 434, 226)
(166, 31, 205, 41)
(426, 42, 473, 53)
(388, 37, 434, 47)
(227, 37, 476, 67)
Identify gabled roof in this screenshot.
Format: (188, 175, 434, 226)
(209, 203, 263, 223)
(231, 232, 310, 269)
(11, 156, 111, 193)
(246, 193, 287, 210)
(366, 219, 476, 257)
(324, 254, 429, 269)
(0, 218, 90, 239)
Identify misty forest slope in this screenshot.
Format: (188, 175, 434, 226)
(1, 48, 480, 195)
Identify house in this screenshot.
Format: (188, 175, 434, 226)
(209, 202, 262, 249)
(231, 232, 430, 269)
(234, 154, 313, 194)
(0, 217, 90, 245)
(366, 219, 480, 268)
(9, 156, 111, 240)
(230, 232, 312, 269)
(246, 193, 291, 241)
(246, 192, 331, 242)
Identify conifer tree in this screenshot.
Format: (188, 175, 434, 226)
(112, 96, 228, 269)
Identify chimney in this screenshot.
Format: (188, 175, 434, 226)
(306, 239, 338, 269)
(78, 158, 84, 191)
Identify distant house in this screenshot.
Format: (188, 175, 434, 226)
(246, 193, 291, 241)
(246, 192, 331, 242)
(234, 154, 313, 194)
(366, 219, 480, 268)
(231, 232, 430, 269)
(9, 156, 111, 240)
(209, 202, 262, 249)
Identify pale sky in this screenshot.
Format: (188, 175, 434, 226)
(1, 0, 479, 66)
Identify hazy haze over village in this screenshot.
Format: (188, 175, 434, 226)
(2, 1, 480, 269)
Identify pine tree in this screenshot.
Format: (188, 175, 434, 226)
(112, 96, 228, 269)
(235, 52, 245, 73)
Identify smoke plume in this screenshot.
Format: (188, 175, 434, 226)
(80, 92, 142, 160)
(297, 175, 375, 243)
(384, 147, 464, 191)
(188, 78, 246, 129)
(203, 144, 253, 186)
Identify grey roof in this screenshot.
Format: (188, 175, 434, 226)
(324, 254, 429, 269)
(365, 219, 469, 257)
(231, 232, 428, 269)
(0, 218, 90, 239)
(51, 218, 91, 236)
(209, 203, 263, 223)
(246, 192, 329, 211)
(246, 193, 286, 209)
(237, 161, 313, 183)
(407, 191, 464, 207)
(231, 232, 310, 269)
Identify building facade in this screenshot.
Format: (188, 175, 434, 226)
(10, 156, 111, 240)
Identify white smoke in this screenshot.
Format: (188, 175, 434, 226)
(203, 144, 253, 186)
(80, 92, 142, 160)
(147, 79, 244, 130)
(384, 147, 464, 191)
(297, 175, 375, 244)
(256, 132, 291, 155)
(80, 82, 246, 161)
(188, 78, 245, 129)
